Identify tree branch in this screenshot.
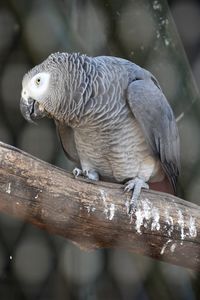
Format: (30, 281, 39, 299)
(0, 141, 199, 270)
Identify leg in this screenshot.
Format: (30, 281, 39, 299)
(124, 157, 158, 213)
(124, 177, 149, 213)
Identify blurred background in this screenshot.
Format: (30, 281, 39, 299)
(0, 0, 200, 299)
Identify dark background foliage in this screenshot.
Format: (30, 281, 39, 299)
(0, 0, 200, 299)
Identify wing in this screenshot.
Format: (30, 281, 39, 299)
(127, 77, 180, 192)
(55, 121, 80, 164)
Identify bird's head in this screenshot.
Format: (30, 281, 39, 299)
(20, 52, 90, 125)
(20, 70, 51, 123)
(20, 53, 69, 123)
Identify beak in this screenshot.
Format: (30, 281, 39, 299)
(20, 97, 47, 124)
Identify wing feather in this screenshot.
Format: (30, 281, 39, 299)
(55, 121, 80, 164)
(127, 78, 180, 192)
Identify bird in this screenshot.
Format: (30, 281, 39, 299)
(20, 52, 180, 213)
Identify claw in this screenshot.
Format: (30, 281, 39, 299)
(83, 170, 99, 181)
(72, 168, 99, 181)
(72, 168, 83, 178)
(124, 177, 149, 214)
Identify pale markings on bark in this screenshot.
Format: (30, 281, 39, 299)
(178, 210, 185, 240)
(6, 182, 11, 194)
(109, 204, 115, 221)
(85, 205, 96, 214)
(160, 239, 172, 255)
(170, 243, 177, 253)
(135, 198, 161, 234)
(151, 207, 160, 231)
(100, 190, 115, 220)
(189, 216, 197, 238)
(135, 208, 143, 234)
(165, 209, 174, 237)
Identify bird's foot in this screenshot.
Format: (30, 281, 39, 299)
(72, 167, 83, 178)
(83, 170, 99, 181)
(72, 168, 99, 181)
(124, 177, 149, 214)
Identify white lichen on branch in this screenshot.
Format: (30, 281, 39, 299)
(165, 209, 174, 237)
(160, 239, 172, 255)
(135, 198, 161, 234)
(6, 182, 11, 194)
(189, 216, 197, 238)
(134, 198, 198, 243)
(100, 189, 115, 221)
(177, 210, 185, 240)
(170, 243, 177, 253)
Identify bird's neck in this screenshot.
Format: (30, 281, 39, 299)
(58, 54, 98, 127)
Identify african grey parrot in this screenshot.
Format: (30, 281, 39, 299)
(20, 52, 180, 212)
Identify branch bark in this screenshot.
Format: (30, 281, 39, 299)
(0, 141, 199, 270)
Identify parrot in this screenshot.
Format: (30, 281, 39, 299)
(20, 52, 180, 213)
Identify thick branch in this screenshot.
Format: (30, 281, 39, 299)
(0, 141, 199, 270)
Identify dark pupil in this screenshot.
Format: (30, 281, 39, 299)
(37, 78, 40, 83)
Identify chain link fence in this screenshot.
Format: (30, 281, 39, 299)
(0, 0, 200, 299)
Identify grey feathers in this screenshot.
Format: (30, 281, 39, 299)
(20, 52, 180, 192)
(55, 120, 80, 164)
(127, 77, 180, 192)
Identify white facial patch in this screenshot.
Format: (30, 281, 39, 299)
(21, 72, 50, 103)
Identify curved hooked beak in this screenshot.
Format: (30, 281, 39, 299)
(20, 97, 47, 124)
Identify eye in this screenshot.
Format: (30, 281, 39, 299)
(35, 77, 41, 86)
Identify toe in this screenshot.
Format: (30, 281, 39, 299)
(124, 184, 132, 192)
(72, 168, 82, 178)
(143, 182, 149, 189)
(124, 177, 149, 213)
(83, 169, 99, 181)
(124, 180, 135, 192)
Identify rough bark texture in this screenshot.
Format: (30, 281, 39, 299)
(0, 141, 199, 270)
